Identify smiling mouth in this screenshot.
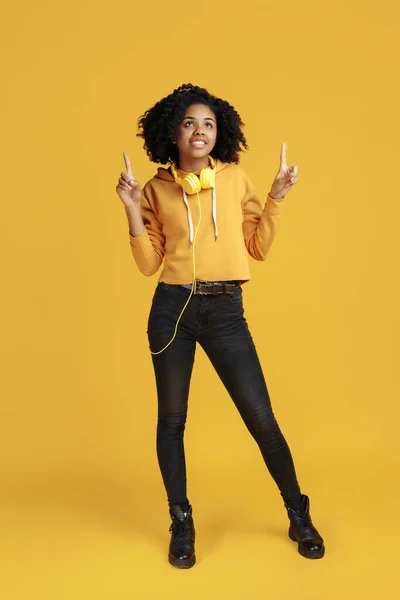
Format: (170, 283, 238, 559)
(190, 140, 207, 147)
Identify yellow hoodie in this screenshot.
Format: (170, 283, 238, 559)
(128, 159, 284, 285)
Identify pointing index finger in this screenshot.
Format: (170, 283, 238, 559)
(123, 152, 133, 178)
(280, 142, 287, 169)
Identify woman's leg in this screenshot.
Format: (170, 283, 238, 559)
(198, 290, 302, 508)
(147, 284, 197, 507)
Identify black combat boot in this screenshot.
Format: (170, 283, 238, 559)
(168, 503, 196, 569)
(284, 494, 325, 559)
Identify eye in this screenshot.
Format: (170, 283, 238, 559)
(205, 122, 213, 128)
(184, 120, 194, 127)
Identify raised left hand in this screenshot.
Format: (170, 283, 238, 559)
(269, 142, 299, 200)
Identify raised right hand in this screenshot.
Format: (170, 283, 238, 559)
(116, 152, 142, 207)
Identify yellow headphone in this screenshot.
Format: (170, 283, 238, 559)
(170, 155, 216, 194)
(149, 156, 217, 355)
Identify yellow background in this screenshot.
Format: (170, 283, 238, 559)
(1, 0, 399, 598)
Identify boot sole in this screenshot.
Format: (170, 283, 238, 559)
(289, 530, 325, 559)
(168, 553, 196, 569)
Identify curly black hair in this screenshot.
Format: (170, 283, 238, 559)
(137, 83, 249, 164)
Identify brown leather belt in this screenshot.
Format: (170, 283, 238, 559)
(180, 280, 241, 295)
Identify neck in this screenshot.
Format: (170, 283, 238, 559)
(177, 155, 210, 173)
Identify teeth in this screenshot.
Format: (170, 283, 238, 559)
(191, 141, 205, 145)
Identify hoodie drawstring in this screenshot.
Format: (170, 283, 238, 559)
(182, 186, 218, 247)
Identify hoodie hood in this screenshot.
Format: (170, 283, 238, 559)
(154, 159, 229, 247)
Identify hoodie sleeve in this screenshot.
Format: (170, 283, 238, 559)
(128, 189, 166, 276)
(242, 175, 284, 261)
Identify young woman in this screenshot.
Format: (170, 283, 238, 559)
(115, 83, 325, 569)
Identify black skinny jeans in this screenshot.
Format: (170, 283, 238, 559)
(147, 282, 302, 509)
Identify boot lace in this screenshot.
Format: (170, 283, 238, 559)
(285, 503, 321, 539)
(169, 516, 192, 539)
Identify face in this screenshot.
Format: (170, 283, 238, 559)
(174, 103, 217, 166)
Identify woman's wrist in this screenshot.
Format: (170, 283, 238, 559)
(268, 191, 285, 200)
(125, 202, 145, 237)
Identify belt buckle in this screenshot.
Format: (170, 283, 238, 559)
(195, 280, 239, 295)
(196, 281, 214, 295)
(197, 281, 212, 295)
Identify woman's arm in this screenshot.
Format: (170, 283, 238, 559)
(125, 203, 145, 237)
(242, 185, 283, 261)
(128, 189, 166, 276)
(116, 152, 166, 276)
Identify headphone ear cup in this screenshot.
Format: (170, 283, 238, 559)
(181, 173, 201, 195)
(200, 167, 215, 189)
(199, 166, 215, 189)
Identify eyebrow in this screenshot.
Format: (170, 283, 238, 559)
(182, 115, 216, 123)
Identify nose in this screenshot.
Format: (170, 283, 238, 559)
(194, 124, 206, 136)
